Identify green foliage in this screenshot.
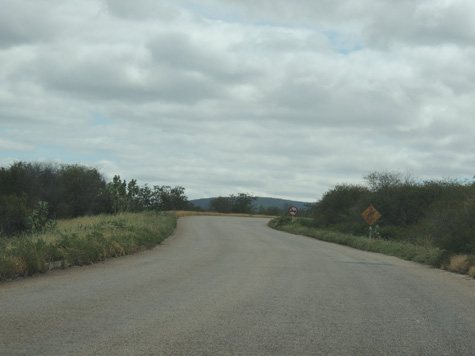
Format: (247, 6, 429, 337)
(209, 196, 233, 213)
(0, 193, 29, 236)
(155, 186, 190, 211)
(58, 164, 109, 218)
(106, 175, 129, 214)
(26, 201, 57, 234)
(12, 236, 50, 275)
(0, 162, 33, 201)
(269, 218, 445, 267)
(0, 212, 177, 280)
(105, 176, 190, 213)
(309, 171, 475, 256)
(420, 194, 475, 254)
(229, 193, 257, 214)
(0, 161, 190, 236)
(210, 193, 257, 214)
(312, 184, 369, 228)
(258, 205, 283, 216)
(361, 173, 432, 228)
(270, 215, 294, 228)
(0, 161, 109, 224)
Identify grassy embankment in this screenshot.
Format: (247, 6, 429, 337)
(269, 216, 475, 279)
(0, 211, 177, 281)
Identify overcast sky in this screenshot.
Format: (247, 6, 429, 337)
(1, 0, 474, 202)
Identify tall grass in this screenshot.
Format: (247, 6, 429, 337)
(0, 212, 177, 281)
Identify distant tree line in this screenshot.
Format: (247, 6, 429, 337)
(209, 193, 258, 214)
(208, 194, 311, 216)
(0, 162, 192, 236)
(307, 171, 475, 255)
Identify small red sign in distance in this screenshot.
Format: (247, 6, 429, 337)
(289, 206, 299, 217)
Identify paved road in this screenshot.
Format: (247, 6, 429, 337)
(1, 216, 475, 355)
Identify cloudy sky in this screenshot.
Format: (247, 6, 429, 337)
(1, 0, 474, 202)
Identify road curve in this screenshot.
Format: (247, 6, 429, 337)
(1, 216, 475, 355)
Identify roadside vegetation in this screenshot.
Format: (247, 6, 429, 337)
(0, 161, 189, 281)
(0, 212, 177, 281)
(0, 161, 276, 281)
(207, 193, 300, 216)
(3, 161, 474, 280)
(270, 171, 475, 278)
(0, 161, 192, 237)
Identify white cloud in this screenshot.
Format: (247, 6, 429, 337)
(0, 0, 474, 202)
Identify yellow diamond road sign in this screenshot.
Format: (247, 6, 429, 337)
(361, 205, 381, 226)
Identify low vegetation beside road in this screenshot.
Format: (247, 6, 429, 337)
(0, 212, 177, 281)
(269, 216, 475, 279)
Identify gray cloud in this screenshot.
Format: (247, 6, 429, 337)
(104, 0, 179, 21)
(1, 0, 474, 202)
(364, 0, 475, 48)
(0, 0, 62, 48)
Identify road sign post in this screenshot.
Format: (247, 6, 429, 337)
(361, 205, 381, 238)
(288, 206, 298, 221)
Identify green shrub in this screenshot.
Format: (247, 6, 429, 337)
(422, 198, 475, 254)
(0, 193, 29, 236)
(269, 216, 293, 228)
(9, 236, 50, 275)
(27, 201, 57, 234)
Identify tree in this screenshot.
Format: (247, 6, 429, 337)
(363, 171, 433, 227)
(136, 184, 158, 211)
(258, 205, 283, 216)
(363, 171, 409, 192)
(0, 193, 28, 236)
(106, 175, 128, 214)
(155, 186, 190, 211)
(209, 196, 232, 213)
(210, 193, 257, 214)
(230, 193, 257, 214)
(59, 165, 107, 217)
(313, 184, 369, 228)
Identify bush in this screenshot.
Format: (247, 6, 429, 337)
(312, 184, 370, 227)
(422, 198, 475, 254)
(269, 216, 293, 228)
(27, 201, 57, 234)
(0, 193, 29, 236)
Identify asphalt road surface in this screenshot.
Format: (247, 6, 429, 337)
(1, 216, 475, 355)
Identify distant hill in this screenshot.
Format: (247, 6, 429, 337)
(190, 197, 312, 212)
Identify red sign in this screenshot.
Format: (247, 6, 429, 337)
(288, 206, 299, 217)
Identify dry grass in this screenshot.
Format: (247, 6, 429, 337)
(1, 212, 177, 281)
(31, 214, 122, 245)
(446, 255, 471, 274)
(173, 211, 277, 218)
(56, 215, 101, 229)
(468, 266, 475, 278)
